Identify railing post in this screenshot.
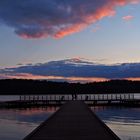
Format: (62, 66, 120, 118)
(97, 94, 99, 101)
(19, 95, 21, 101)
(33, 96, 35, 101)
(24, 95, 26, 101)
(129, 94, 131, 100)
(133, 94, 135, 100)
(111, 94, 113, 100)
(120, 94, 121, 100)
(124, 94, 126, 100)
(89, 95, 91, 101)
(102, 94, 104, 101)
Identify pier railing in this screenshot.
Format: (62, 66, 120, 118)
(19, 93, 136, 102)
(1, 93, 139, 107)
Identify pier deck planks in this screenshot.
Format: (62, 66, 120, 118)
(23, 101, 120, 140)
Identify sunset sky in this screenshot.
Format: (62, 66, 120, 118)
(0, 0, 140, 82)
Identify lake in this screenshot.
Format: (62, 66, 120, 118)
(0, 95, 140, 140)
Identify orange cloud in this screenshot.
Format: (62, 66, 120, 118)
(54, 2, 119, 38)
(54, 23, 86, 39)
(122, 15, 134, 21)
(54, 0, 138, 38)
(0, 73, 108, 83)
(125, 77, 140, 81)
(0, 73, 140, 83)
(1, 73, 140, 83)
(18, 33, 48, 39)
(1, 0, 138, 39)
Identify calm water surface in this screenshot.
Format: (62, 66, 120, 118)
(0, 95, 140, 140)
(92, 106, 140, 140)
(0, 107, 58, 140)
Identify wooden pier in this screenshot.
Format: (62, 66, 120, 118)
(23, 101, 120, 140)
(1, 93, 140, 108)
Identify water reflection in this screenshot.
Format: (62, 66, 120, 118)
(91, 106, 140, 140)
(0, 107, 58, 140)
(0, 105, 140, 140)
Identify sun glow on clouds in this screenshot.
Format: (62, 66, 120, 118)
(126, 77, 140, 81)
(1, 59, 140, 82)
(0, 73, 108, 83)
(1, 73, 140, 82)
(0, 0, 139, 39)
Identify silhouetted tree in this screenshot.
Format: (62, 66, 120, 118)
(0, 79, 140, 95)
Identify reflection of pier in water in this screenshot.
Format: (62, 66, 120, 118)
(1, 93, 140, 108)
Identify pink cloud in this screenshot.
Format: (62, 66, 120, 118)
(0, 73, 108, 83)
(1, 72, 140, 82)
(0, 0, 139, 39)
(130, 0, 140, 4)
(17, 31, 49, 39)
(34, 0, 140, 38)
(125, 77, 140, 81)
(122, 15, 134, 21)
(54, 0, 128, 38)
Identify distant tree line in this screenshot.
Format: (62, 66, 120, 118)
(0, 79, 140, 95)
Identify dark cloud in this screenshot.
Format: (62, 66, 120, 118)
(0, 0, 138, 39)
(0, 59, 140, 80)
